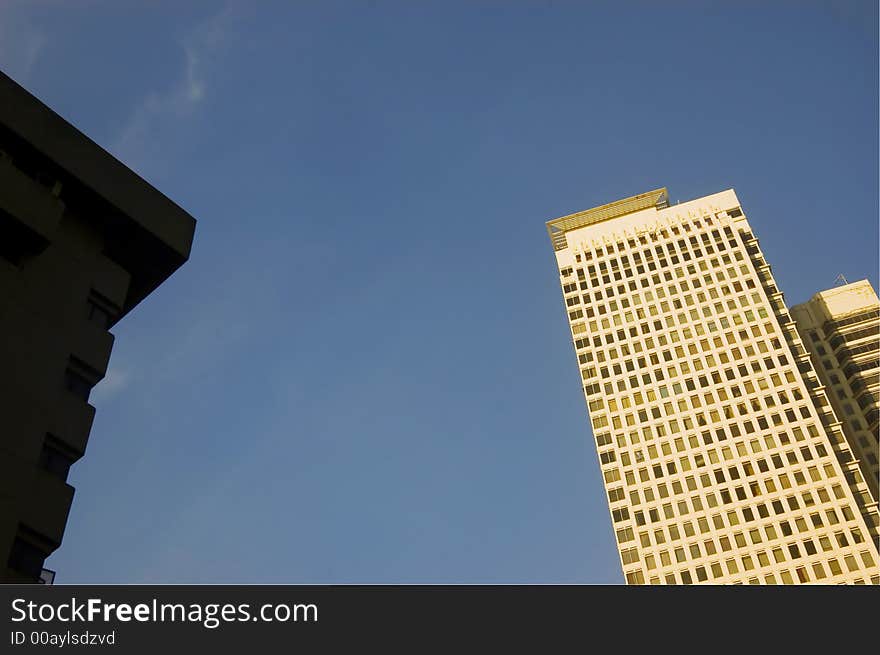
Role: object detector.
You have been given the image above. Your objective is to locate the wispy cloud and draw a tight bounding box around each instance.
[112,4,235,166]
[91,365,131,402]
[0,2,47,83]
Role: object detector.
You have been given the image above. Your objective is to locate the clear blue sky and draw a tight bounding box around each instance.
[2,1,876,583]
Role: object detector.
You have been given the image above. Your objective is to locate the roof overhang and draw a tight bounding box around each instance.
[546,188,668,251]
[0,70,196,322]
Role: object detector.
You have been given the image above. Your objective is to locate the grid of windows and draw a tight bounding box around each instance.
[552,192,880,585]
[793,288,880,506]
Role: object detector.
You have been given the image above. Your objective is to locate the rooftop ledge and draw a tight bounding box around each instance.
[546,187,669,252]
[0,70,196,323]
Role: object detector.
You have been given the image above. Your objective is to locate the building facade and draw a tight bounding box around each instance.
[792,281,880,502]
[547,187,879,584]
[0,72,196,582]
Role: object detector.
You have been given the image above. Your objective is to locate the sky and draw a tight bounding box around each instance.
[1,1,877,584]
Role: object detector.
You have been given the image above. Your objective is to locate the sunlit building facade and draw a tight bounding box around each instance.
[547,187,879,584]
[792,281,880,503]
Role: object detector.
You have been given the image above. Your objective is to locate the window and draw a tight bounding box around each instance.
[625,571,645,584]
[621,547,640,565]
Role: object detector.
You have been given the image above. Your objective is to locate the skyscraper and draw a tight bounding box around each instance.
[0,71,196,582]
[792,280,879,503]
[547,187,879,584]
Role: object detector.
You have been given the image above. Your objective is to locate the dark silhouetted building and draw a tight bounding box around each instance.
[0,71,196,582]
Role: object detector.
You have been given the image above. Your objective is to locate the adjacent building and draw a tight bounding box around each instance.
[547,187,879,584]
[0,71,196,582]
[792,281,880,502]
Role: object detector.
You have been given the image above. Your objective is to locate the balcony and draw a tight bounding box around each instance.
[70,322,115,382]
[48,392,95,456]
[17,468,75,548]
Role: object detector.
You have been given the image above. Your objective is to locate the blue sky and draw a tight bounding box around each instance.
[1,1,876,583]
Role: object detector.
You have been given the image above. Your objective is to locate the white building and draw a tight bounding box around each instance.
[792,280,880,503]
[547,188,879,584]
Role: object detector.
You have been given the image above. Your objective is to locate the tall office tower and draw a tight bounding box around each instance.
[792,281,880,503]
[0,72,196,582]
[546,187,879,584]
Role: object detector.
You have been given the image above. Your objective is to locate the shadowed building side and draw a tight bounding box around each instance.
[0,71,196,583]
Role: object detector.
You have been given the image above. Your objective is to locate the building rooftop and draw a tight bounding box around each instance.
[0,71,196,323]
[545,187,669,251]
[792,279,879,324]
